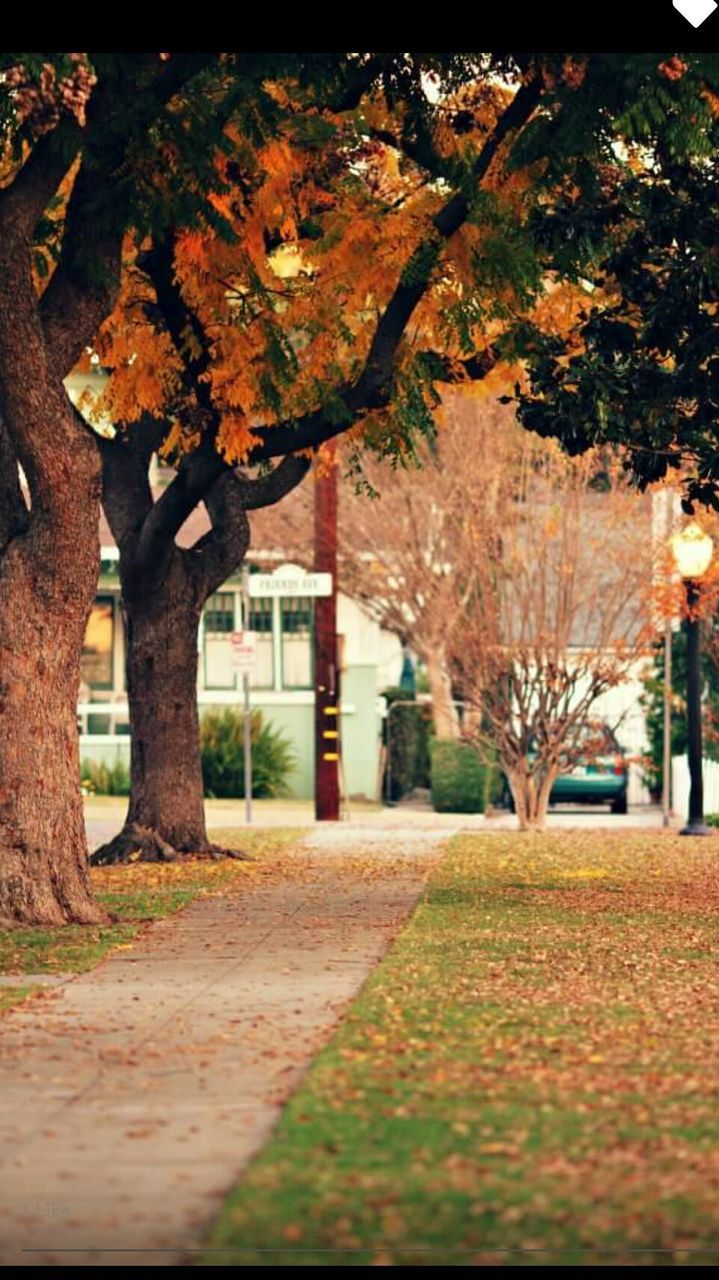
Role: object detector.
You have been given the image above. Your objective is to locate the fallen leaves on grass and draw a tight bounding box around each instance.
[203,829,719,1267]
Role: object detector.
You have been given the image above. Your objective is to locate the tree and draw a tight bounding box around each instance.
[450,444,654,830]
[2,51,715,918]
[93,53,719,851]
[508,58,719,508]
[0,50,395,917]
[0,52,240,923]
[334,388,518,739]
[80,60,547,860]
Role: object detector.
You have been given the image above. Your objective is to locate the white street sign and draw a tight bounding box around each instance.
[231,630,257,673]
[248,570,332,598]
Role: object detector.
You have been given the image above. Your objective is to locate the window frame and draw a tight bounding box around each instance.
[81,594,115,692]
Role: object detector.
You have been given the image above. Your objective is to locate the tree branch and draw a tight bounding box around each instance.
[185,470,251,596]
[41,53,217,378]
[98,418,167,553]
[0,117,81,237]
[233,454,310,510]
[130,77,540,546]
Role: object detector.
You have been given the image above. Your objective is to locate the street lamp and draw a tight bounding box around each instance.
[670,521,714,836]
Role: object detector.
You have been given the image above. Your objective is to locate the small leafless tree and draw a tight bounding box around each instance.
[334,391,520,737]
[450,443,655,830]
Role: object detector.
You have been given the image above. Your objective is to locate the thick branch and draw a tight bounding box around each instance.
[253,77,541,456]
[185,470,251,596]
[352,76,542,406]
[98,418,167,552]
[134,77,540,540]
[233,454,310,510]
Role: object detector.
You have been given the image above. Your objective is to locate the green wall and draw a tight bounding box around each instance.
[80,662,381,801]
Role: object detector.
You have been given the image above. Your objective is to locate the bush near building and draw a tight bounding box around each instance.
[430,739,497,814]
[382,688,433,801]
[200,708,295,799]
[81,758,131,796]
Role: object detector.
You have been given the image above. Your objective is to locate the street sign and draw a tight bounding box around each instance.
[248,568,332,598]
[231,630,257,673]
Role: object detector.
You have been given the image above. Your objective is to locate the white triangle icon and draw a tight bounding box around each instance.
[673,0,717,27]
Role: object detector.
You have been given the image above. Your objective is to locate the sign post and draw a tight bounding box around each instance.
[234,568,256,824]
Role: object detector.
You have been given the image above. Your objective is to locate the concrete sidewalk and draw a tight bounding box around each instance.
[0,827,449,1267]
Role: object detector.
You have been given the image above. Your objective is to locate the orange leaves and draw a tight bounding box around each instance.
[216,415,262,465]
[658,57,689,82]
[176,228,210,271]
[158,420,201,463]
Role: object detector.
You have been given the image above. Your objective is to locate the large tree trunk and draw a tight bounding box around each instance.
[0,225,107,925]
[425,650,460,739]
[93,452,307,866]
[91,553,245,865]
[125,584,207,850]
[0,523,105,924]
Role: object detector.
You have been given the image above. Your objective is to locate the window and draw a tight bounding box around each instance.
[81,597,114,690]
[204,591,236,689]
[248,598,274,689]
[281,597,313,689]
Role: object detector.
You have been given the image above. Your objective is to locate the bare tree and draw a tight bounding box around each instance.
[333,390,520,738]
[450,443,654,830]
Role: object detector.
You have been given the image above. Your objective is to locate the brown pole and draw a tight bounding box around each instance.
[314,439,340,820]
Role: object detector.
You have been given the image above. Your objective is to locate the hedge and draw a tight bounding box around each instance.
[430,739,496,814]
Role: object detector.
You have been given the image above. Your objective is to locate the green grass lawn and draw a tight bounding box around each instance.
[203,830,719,1267]
[0,828,305,980]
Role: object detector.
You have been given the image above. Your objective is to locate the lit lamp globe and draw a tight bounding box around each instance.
[670,522,713,581]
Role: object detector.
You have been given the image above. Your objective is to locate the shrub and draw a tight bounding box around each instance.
[200,708,295,799]
[382,687,421,801]
[414,703,434,789]
[80,757,131,796]
[430,739,496,814]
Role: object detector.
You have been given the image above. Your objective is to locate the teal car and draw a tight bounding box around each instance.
[504,724,629,814]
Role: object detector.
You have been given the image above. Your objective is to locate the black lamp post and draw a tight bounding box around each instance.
[670,522,714,837]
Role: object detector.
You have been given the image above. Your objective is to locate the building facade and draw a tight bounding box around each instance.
[79,550,403,801]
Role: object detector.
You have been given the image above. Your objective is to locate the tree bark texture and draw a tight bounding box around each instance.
[0,216,106,924]
[425,650,460,740]
[508,767,557,832]
[91,549,248,864]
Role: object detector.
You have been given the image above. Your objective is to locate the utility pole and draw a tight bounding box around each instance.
[242,563,252,825]
[662,492,673,828]
[314,439,340,821]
